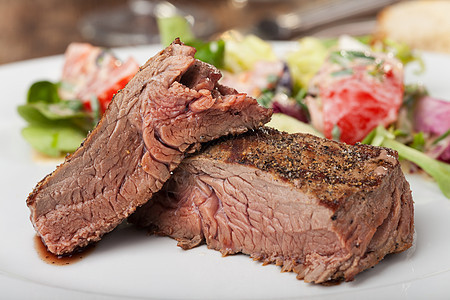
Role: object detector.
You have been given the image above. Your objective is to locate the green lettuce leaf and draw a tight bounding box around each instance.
[362,125,450,198]
[285,37,329,92]
[21,124,86,157]
[222,32,277,73]
[18,80,92,156]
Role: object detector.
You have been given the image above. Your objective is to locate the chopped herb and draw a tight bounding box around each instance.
[433,129,450,145]
[257,90,274,107]
[331,69,354,77]
[294,88,307,102]
[343,50,376,60]
[367,60,385,79]
[266,74,279,84]
[410,132,426,151]
[90,95,100,126]
[330,50,375,65]
[403,83,428,107]
[332,125,341,141]
[293,88,310,121]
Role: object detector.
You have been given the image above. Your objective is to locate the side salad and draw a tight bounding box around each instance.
[18,17,450,198]
[18,43,140,156]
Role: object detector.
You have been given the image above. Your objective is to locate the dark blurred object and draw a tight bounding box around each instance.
[79,1,217,47]
[256,0,400,40]
[0,0,124,65]
[0,0,394,65]
[0,0,292,64]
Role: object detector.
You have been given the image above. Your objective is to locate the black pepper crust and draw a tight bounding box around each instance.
[190,127,400,209]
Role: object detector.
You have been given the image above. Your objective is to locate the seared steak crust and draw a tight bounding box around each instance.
[130,128,414,283]
[26,40,271,255]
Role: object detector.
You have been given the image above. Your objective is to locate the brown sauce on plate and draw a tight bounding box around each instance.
[34,235,95,265]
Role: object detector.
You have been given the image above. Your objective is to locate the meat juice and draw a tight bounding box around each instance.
[34,235,95,265]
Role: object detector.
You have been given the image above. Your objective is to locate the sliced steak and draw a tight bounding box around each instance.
[130,127,414,283]
[26,39,272,255]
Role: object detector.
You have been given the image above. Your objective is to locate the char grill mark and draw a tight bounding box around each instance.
[26,39,272,255]
[130,128,414,283]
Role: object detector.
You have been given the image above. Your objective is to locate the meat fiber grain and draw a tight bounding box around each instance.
[130,128,414,283]
[27,39,271,255]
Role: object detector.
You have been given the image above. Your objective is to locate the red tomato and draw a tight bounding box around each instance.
[60,43,140,114]
[307,52,403,144]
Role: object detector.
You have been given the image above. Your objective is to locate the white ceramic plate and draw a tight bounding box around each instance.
[1,43,450,300]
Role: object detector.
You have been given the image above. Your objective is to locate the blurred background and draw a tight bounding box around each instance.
[0,0,442,64]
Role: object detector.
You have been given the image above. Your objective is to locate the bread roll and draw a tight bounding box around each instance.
[374,0,450,53]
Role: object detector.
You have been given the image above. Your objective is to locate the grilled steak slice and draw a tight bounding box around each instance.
[26,39,272,255]
[130,128,414,283]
